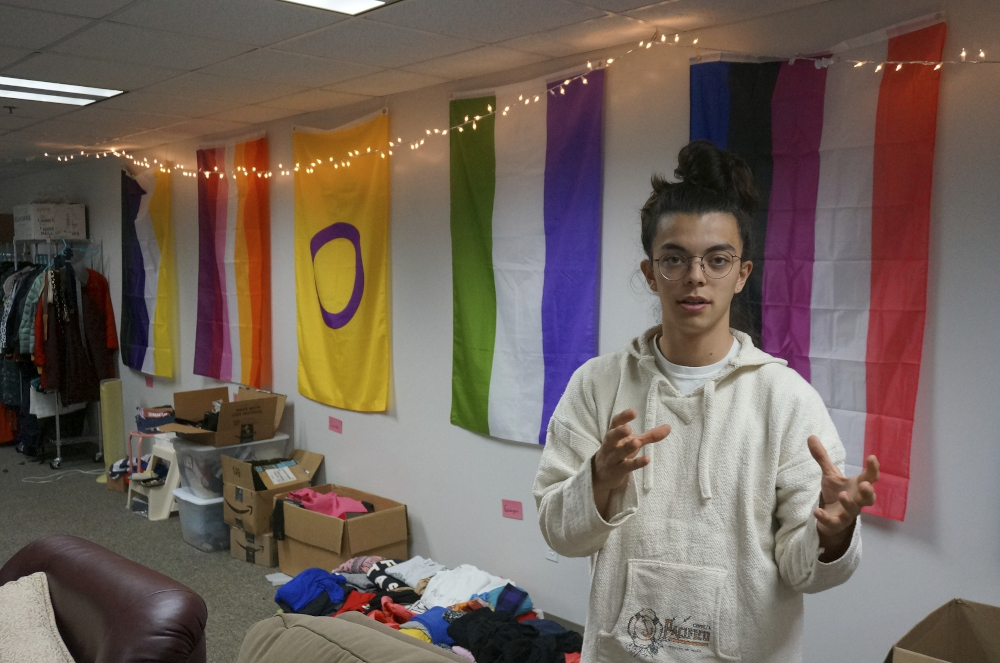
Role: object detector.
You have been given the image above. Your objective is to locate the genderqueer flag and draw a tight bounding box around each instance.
[121,168,176,377]
[450,69,604,445]
[294,112,390,412]
[690,20,946,521]
[194,134,272,389]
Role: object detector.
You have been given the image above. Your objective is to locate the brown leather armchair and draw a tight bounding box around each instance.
[0,534,207,663]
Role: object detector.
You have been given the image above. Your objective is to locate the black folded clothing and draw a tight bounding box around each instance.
[447,609,583,663]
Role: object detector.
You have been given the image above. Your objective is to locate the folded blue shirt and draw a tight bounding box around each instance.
[275,568,347,613]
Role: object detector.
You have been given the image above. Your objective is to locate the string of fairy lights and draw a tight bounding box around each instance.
[17,29,997,179]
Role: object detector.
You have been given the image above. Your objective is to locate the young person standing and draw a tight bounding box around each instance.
[534,141,879,662]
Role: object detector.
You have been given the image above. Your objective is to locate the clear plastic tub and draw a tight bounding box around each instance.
[172,487,228,552]
[173,433,291,499]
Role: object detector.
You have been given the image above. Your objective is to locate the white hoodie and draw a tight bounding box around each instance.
[534,328,861,662]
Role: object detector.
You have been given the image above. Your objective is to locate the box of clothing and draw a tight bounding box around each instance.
[887,598,1000,663]
[13,203,87,239]
[159,386,285,447]
[222,449,324,534]
[273,484,408,577]
[230,528,278,567]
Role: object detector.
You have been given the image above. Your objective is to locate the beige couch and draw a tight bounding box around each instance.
[238,611,469,663]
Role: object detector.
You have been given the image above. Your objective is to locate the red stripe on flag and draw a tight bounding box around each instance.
[865,22,946,521]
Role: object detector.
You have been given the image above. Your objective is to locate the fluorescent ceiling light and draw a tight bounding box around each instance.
[0,90,94,106]
[281,0,385,15]
[0,76,121,98]
[0,75,122,106]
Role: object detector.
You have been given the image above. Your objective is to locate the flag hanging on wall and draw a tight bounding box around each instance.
[450,68,605,445]
[690,20,946,521]
[121,168,176,377]
[194,134,272,389]
[294,112,390,411]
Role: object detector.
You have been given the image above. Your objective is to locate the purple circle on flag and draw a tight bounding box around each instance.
[310,222,364,329]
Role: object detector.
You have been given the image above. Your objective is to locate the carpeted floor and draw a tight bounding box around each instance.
[0,442,278,663]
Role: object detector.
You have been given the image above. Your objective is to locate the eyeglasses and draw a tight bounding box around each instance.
[654,251,742,281]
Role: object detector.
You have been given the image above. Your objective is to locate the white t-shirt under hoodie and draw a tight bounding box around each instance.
[652,334,741,396]
[534,327,861,662]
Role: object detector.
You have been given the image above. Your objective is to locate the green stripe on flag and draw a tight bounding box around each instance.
[450,96,497,435]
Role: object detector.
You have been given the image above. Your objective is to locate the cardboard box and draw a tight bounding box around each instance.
[160,387,280,447]
[106,473,126,493]
[886,599,1000,663]
[230,529,277,567]
[13,204,87,240]
[222,449,323,535]
[275,484,408,577]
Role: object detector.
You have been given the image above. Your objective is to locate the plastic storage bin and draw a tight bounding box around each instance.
[172,487,228,552]
[174,433,291,499]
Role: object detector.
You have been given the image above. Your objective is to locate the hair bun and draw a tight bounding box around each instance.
[673,140,757,215]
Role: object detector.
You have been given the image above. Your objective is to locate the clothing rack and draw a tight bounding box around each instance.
[14,237,105,469]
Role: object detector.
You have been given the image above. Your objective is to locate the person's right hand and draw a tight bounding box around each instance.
[592,408,670,495]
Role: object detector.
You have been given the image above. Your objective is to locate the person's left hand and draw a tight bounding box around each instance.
[807,435,879,539]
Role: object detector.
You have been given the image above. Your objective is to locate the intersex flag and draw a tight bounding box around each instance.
[450,69,604,445]
[121,168,176,377]
[690,20,946,520]
[194,134,272,389]
[294,112,390,411]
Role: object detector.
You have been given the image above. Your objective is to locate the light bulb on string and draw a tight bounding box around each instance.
[980,49,986,59]
[896,63,902,71]
[674,34,680,43]
[935,63,942,70]
[875,63,883,72]
[693,38,699,45]
[854,61,865,67]
[961,48,967,62]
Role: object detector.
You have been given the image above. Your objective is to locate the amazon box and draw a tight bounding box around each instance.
[160,387,282,447]
[275,484,408,577]
[222,449,323,535]
[230,529,277,567]
[885,599,1000,663]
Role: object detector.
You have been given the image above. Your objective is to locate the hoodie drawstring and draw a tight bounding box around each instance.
[697,380,715,502]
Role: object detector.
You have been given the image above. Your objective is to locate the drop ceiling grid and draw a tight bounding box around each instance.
[0,0,825,172]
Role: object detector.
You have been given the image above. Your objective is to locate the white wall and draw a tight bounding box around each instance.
[2,0,999,659]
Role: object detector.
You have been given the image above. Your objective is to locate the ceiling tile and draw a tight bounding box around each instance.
[156,118,252,138]
[277,18,481,68]
[111,0,348,47]
[201,50,382,87]
[0,98,79,121]
[0,5,91,49]
[96,90,242,117]
[64,106,189,134]
[0,0,135,19]
[0,46,31,69]
[2,53,185,91]
[0,115,39,132]
[52,21,253,70]
[626,0,827,31]
[571,0,668,11]
[502,13,654,57]
[15,121,121,145]
[206,105,302,124]
[401,44,548,80]
[327,69,446,96]
[143,73,306,105]
[367,0,606,43]
[260,89,371,112]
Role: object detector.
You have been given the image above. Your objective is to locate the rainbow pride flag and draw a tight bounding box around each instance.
[450,69,604,445]
[690,20,945,520]
[194,134,272,389]
[121,168,175,377]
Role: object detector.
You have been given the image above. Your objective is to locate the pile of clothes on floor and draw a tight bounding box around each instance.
[274,555,582,663]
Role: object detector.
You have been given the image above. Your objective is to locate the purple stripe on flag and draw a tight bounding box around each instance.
[761,62,826,380]
[538,69,605,444]
[120,172,149,371]
[194,148,224,378]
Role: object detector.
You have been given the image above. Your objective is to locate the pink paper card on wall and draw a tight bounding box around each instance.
[329,416,342,434]
[502,499,523,520]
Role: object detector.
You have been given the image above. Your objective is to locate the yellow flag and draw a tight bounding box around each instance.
[294,113,390,411]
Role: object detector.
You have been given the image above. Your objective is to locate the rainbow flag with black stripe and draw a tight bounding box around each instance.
[194,134,272,389]
[690,20,945,520]
[450,69,604,445]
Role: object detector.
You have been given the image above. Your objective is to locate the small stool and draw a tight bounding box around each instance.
[126,430,159,475]
[125,436,182,521]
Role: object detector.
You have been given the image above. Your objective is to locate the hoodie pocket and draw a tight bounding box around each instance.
[597,559,739,661]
